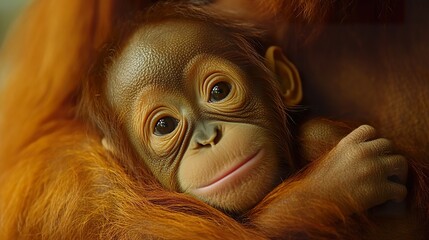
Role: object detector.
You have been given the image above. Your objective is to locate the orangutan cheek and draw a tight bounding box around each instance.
[177,123,282,212]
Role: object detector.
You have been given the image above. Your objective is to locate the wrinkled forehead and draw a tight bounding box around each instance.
[106,19,232,110]
[133,19,228,61]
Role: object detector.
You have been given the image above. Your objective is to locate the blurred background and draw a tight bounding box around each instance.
[0,0,28,44]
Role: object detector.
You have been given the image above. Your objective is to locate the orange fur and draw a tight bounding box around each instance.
[1,0,428,239]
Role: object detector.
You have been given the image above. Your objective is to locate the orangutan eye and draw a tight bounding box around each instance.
[209,82,231,102]
[154,117,179,136]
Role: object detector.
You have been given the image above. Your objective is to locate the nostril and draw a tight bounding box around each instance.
[194,125,221,148]
[212,126,221,145]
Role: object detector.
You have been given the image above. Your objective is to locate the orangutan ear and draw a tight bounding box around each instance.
[265,46,303,106]
[102,138,116,153]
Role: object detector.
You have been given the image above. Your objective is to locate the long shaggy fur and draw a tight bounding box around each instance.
[0,0,428,239]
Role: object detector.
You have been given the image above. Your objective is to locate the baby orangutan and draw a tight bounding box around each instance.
[81,4,407,231]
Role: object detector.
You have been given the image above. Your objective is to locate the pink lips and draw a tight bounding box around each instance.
[195,149,263,193]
